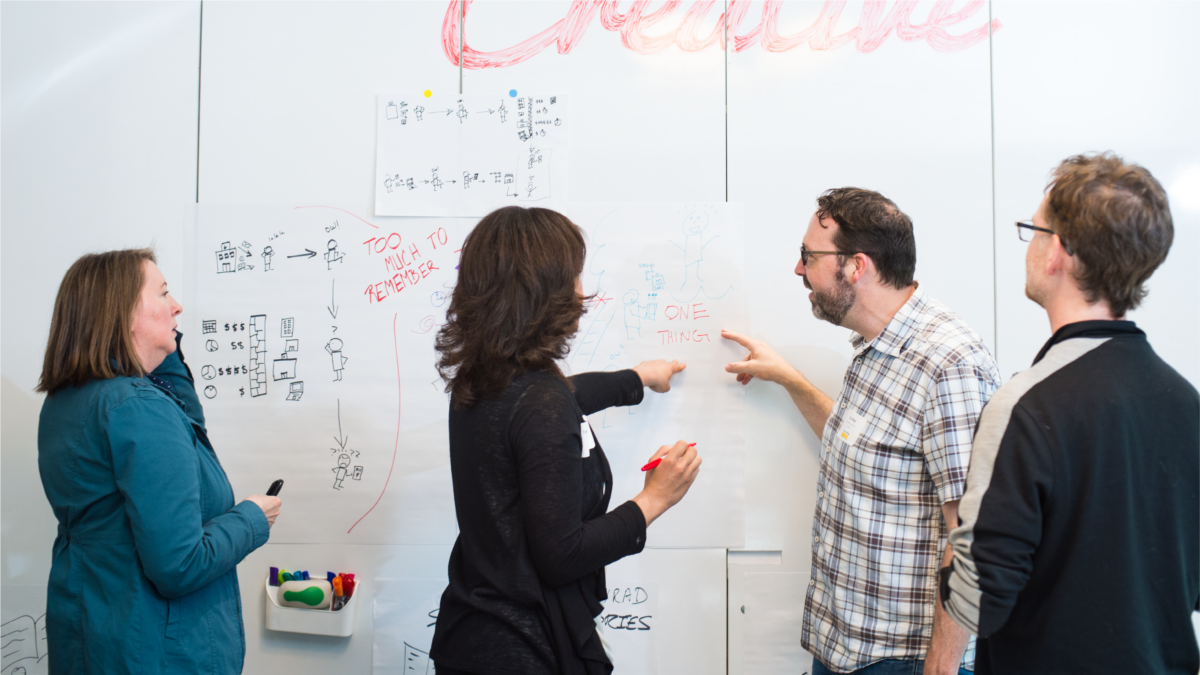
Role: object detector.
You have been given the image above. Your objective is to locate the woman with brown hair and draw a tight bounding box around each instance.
[429,207,702,675]
[36,249,280,674]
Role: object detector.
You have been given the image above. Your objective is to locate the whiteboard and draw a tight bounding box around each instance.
[185,201,746,547]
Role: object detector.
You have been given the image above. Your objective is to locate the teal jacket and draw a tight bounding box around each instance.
[38,334,269,674]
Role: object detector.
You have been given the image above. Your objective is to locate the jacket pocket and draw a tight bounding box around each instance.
[165,596,180,640]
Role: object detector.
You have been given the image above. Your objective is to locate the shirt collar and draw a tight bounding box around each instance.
[1032,319,1144,365]
[848,284,925,358]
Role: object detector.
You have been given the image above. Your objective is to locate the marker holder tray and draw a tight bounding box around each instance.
[264,577,357,637]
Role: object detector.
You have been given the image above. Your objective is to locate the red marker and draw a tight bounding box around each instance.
[641,443,696,471]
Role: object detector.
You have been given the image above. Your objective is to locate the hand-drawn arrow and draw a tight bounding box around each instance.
[328,279,339,319]
[333,399,349,451]
[288,249,317,259]
[474,109,495,114]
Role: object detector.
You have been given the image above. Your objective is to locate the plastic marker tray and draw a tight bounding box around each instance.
[264,577,356,637]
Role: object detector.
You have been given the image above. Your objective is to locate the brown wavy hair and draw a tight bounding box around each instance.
[436,207,588,408]
[1044,152,1173,318]
[37,248,157,395]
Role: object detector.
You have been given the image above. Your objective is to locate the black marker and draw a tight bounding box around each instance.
[267,479,284,497]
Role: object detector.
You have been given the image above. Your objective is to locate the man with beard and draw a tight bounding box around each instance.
[941,153,1199,674]
[722,188,1001,675]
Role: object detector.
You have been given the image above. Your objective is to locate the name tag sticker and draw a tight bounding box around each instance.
[837,410,867,447]
[581,416,596,458]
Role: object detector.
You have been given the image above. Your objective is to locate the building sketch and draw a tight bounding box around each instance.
[272,352,297,381]
[248,314,267,397]
[216,242,238,274]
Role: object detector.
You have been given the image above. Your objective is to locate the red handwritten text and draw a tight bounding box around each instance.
[442,1,1002,68]
[664,302,709,321]
[364,232,442,304]
[657,329,711,344]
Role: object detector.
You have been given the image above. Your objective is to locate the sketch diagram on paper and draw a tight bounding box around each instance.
[402,643,434,674]
[326,338,347,381]
[330,399,362,490]
[376,93,568,216]
[324,240,344,270]
[672,210,716,289]
[248,314,267,397]
[1,614,47,675]
[215,241,255,274]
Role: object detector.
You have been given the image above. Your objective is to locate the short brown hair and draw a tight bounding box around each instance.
[1044,152,1173,317]
[435,207,588,408]
[816,187,916,289]
[37,249,156,395]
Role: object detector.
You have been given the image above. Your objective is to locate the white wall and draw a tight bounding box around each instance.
[1,0,201,587]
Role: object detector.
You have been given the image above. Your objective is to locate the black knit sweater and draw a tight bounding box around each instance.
[430,369,648,675]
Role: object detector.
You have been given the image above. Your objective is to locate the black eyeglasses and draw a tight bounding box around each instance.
[800,245,858,267]
[1016,221,1074,256]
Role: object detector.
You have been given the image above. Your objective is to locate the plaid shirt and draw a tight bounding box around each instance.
[802,286,1001,672]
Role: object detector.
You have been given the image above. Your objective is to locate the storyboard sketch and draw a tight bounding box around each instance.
[1,586,49,675]
[186,202,744,548]
[375,92,569,217]
[372,579,445,675]
[185,204,467,544]
[566,203,747,549]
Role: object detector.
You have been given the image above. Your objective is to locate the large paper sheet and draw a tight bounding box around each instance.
[186,203,744,548]
[566,203,746,549]
[743,573,813,675]
[372,579,445,675]
[186,205,464,544]
[1,586,48,675]
[375,92,569,216]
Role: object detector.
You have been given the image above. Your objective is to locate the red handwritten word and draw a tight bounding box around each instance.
[658,329,711,344]
[426,227,449,250]
[664,302,709,320]
[365,261,439,303]
[363,231,447,303]
[442,1,1001,68]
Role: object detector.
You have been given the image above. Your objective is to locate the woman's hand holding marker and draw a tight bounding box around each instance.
[632,440,702,527]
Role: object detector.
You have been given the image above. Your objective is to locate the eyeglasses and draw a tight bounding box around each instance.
[800,245,857,267]
[1016,221,1074,256]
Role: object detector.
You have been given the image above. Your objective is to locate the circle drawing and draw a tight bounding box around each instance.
[203,385,217,399]
[205,340,219,352]
[201,365,217,380]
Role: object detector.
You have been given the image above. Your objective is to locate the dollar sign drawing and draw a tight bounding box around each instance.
[239,387,245,397]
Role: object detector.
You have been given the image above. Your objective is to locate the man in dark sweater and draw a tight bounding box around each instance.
[941,152,1200,673]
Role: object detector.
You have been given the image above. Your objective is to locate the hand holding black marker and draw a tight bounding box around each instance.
[246,483,283,528]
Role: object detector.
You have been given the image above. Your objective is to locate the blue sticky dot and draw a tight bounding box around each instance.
[509,89,517,98]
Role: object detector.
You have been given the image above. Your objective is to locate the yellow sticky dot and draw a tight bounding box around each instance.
[424,90,432,98]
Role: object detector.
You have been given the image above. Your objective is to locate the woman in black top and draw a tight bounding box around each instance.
[429,207,702,675]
